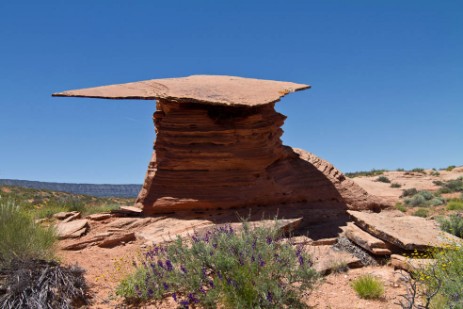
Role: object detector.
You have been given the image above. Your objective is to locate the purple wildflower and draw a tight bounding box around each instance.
[217,271,223,279]
[259,259,266,267]
[201,267,207,278]
[165,260,173,271]
[147,288,154,297]
[180,300,189,308]
[266,237,273,244]
[172,292,177,302]
[180,265,188,274]
[163,282,169,290]
[267,291,273,302]
[298,255,304,265]
[157,260,164,269]
[209,280,214,288]
[188,293,199,303]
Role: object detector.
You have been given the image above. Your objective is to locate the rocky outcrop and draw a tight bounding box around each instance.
[53,75,387,215]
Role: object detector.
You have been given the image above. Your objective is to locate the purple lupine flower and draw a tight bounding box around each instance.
[163,282,169,290]
[209,280,214,288]
[188,293,199,303]
[180,265,188,274]
[199,287,206,294]
[212,243,218,249]
[298,255,304,265]
[252,239,257,250]
[165,260,173,271]
[259,259,266,267]
[172,292,177,302]
[251,255,255,262]
[217,271,223,279]
[180,300,189,308]
[266,291,273,302]
[266,237,273,244]
[157,260,164,269]
[201,267,207,278]
[147,288,154,297]
[296,245,303,257]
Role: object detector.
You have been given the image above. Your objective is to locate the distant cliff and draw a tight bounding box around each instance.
[0,179,141,198]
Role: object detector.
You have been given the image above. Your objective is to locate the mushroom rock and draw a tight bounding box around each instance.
[53,75,386,215]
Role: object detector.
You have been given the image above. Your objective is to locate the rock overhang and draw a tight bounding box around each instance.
[52,75,310,106]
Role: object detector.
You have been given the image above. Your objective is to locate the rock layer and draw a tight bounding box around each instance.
[53,75,387,215]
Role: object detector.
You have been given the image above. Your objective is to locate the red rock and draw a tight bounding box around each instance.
[53,75,387,215]
[55,219,89,239]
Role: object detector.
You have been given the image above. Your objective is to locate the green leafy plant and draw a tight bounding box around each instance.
[438,215,463,238]
[117,221,318,308]
[395,203,407,213]
[402,188,418,197]
[413,208,429,218]
[391,182,402,188]
[447,199,463,211]
[0,197,56,267]
[351,274,384,299]
[376,176,391,183]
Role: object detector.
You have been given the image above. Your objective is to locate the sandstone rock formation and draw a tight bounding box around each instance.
[53,75,387,215]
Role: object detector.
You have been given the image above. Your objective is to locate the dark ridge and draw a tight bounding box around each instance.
[0,179,141,198]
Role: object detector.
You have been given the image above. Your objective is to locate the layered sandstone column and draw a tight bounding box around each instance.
[53,75,386,215]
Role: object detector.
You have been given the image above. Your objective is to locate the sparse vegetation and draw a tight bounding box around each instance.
[403,190,445,208]
[395,203,407,212]
[376,176,391,183]
[0,186,132,218]
[345,169,386,178]
[117,221,318,308]
[436,177,463,194]
[410,168,426,174]
[351,274,384,299]
[430,170,440,177]
[447,199,463,211]
[413,208,429,218]
[438,215,463,238]
[402,188,418,197]
[391,182,402,188]
[445,165,456,171]
[0,197,56,267]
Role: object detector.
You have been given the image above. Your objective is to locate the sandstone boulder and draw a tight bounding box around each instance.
[305,245,362,274]
[342,222,391,255]
[348,210,462,250]
[56,219,89,239]
[390,254,435,272]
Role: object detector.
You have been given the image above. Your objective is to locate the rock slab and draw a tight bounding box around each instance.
[56,219,89,239]
[342,222,391,255]
[348,210,462,250]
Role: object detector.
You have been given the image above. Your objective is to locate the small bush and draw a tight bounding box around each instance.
[0,197,56,267]
[437,178,463,194]
[410,242,463,308]
[345,169,386,178]
[117,221,318,308]
[438,215,463,238]
[430,171,440,177]
[447,199,463,211]
[396,168,405,171]
[351,275,384,299]
[395,203,407,212]
[430,197,445,206]
[413,208,429,218]
[404,191,439,208]
[445,165,456,171]
[402,188,418,197]
[376,176,391,183]
[411,168,426,174]
[405,195,427,207]
[390,182,401,188]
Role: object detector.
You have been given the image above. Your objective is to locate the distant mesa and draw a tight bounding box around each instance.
[53,75,388,215]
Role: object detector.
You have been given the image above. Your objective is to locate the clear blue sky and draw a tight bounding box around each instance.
[1,1,462,184]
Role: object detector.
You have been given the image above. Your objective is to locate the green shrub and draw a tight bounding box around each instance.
[405,194,427,207]
[437,178,463,194]
[438,215,463,238]
[404,191,440,208]
[445,165,456,171]
[376,176,391,183]
[117,221,318,308]
[396,168,405,171]
[390,182,401,188]
[402,188,418,197]
[412,242,463,308]
[351,274,384,299]
[395,203,407,212]
[430,171,440,177]
[0,197,56,267]
[413,208,429,218]
[447,199,463,211]
[411,168,426,174]
[345,169,386,178]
